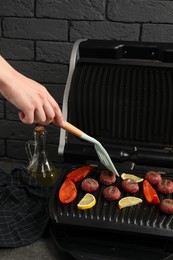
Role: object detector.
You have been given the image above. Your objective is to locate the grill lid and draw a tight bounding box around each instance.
[69,61,173,148]
[59,40,173,167]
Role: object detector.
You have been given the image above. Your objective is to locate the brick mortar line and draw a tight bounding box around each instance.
[105,0,109,21]
[139,23,143,41]
[0,37,68,43]
[67,20,70,42]
[2,17,173,25]
[34,0,36,17]
[1,18,4,37]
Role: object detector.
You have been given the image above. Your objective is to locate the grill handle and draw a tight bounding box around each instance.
[128,150,173,167]
[63,144,173,168]
[107,149,173,167]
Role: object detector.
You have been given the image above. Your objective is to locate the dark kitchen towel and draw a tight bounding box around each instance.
[0,167,50,248]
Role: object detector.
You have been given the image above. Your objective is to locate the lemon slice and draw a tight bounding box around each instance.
[118,196,143,209]
[77,193,96,210]
[121,173,144,183]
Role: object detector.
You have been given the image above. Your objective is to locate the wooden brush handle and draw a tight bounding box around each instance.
[52,119,83,137]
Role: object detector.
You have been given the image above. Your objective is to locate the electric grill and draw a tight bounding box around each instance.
[49,39,173,260]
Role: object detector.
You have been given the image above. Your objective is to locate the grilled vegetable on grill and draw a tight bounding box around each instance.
[145,171,162,185]
[66,165,94,182]
[143,180,160,204]
[157,179,173,194]
[99,170,116,185]
[59,178,77,204]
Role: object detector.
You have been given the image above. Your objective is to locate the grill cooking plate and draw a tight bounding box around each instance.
[49,164,173,260]
[50,165,173,238]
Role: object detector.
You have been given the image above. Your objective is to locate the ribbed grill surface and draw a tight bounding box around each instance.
[52,167,173,238]
[69,61,173,146]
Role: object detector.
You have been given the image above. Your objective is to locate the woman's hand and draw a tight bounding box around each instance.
[0,56,64,126]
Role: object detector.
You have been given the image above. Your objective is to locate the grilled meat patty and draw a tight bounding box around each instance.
[99,170,116,185]
[157,179,173,194]
[122,178,139,193]
[145,171,162,185]
[102,186,121,201]
[160,199,173,214]
[81,178,99,192]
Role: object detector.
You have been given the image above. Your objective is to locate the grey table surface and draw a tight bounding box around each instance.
[0,159,63,260]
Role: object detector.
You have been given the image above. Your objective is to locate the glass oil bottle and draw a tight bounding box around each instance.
[25,125,58,187]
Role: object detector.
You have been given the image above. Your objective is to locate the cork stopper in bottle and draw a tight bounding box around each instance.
[34,125,45,134]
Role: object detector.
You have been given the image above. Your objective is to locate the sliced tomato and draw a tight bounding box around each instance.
[59,178,77,204]
[66,166,94,182]
[143,179,160,204]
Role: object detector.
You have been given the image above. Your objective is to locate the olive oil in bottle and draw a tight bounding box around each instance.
[25,125,58,187]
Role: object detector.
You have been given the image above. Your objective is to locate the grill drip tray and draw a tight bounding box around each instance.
[49,164,173,260]
[50,225,172,260]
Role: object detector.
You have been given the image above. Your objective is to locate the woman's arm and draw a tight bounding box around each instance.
[0,55,64,126]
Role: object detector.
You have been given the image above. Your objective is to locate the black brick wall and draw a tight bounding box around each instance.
[0,0,172,163]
